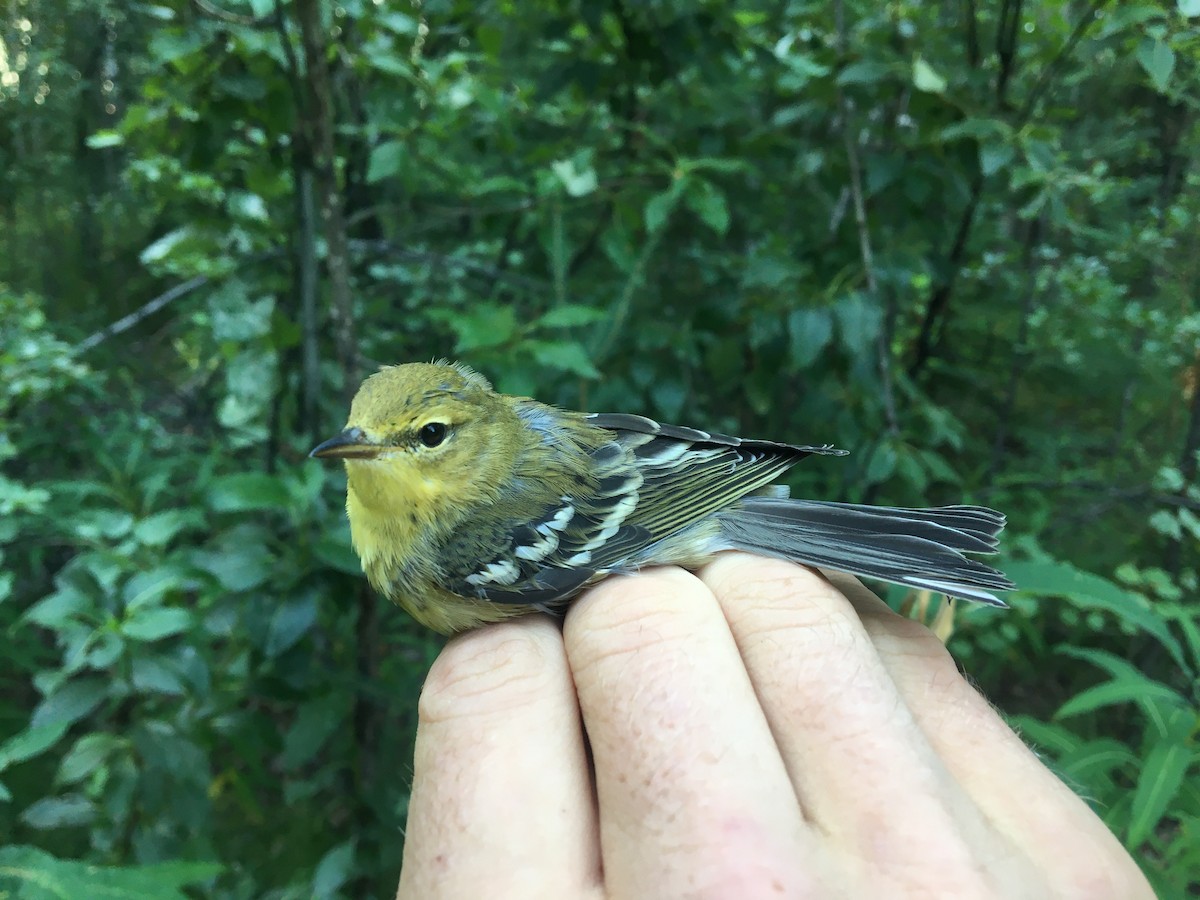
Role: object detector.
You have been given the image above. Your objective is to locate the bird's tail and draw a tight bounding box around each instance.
[715,498,1014,606]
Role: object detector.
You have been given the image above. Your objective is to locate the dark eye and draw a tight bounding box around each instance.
[419,422,448,447]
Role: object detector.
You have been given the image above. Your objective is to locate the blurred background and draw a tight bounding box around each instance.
[2,0,1198,895]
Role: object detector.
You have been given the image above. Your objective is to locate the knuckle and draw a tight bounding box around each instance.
[876,615,960,672]
[705,553,832,615]
[565,567,706,674]
[1044,836,1156,900]
[418,623,563,725]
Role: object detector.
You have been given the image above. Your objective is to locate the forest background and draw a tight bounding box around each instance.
[2,0,1199,896]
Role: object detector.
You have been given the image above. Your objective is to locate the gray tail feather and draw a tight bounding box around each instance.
[715,498,1015,607]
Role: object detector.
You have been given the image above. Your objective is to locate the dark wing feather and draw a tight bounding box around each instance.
[585,413,845,539]
[440,410,843,606]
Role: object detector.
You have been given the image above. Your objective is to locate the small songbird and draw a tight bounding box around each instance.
[310,361,1014,634]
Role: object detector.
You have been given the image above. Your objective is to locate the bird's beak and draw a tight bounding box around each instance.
[309,427,382,460]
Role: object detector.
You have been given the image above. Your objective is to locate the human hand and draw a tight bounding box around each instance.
[396,554,1152,898]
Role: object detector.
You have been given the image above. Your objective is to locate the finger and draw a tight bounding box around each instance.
[702,554,1026,895]
[564,567,824,898]
[827,573,1155,899]
[397,618,601,900]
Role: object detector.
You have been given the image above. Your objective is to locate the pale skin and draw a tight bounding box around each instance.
[396,554,1153,899]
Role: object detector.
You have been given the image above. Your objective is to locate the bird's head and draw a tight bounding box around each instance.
[310,361,520,516]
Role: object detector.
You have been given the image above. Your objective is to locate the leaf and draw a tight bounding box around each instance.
[1137,38,1175,93]
[1156,465,1185,492]
[0,845,221,898]
[940,117,1009,143]
[537,305,607,328]
[372,12,417,36]
[864,443,897,486]
[550,158,598,197]
[85,130,124,149]
[430,302,517,352]
[71,509,133,541]
[207,473,291,513]
[1054,646,1188,719]
[528,340,601,379]
[30,679,107,730]
[980,142,1014,176]
[192,529,274,591]
[644,187,680,235]
[131,656,186,694]
[367,140,406,184]
[679,156,749,175]
[266,594,319,658]
[837,60,892,85]
[313,840,357,899]
[88,633,124,670]
[1128,718,1194,846]
[1096,3,1166,37]
[1059,738,1137,782]
[0,723,70,772]
[139,227,191,265]
[57,733,122,786]
[1004,560,1188,672]
[148,29,205,64]
[121,607,193,642]
[363,45,412,77]
[1054,677,1186,719]
[134,509,202,547]
[683,179,730,235]
[209,291,274,341]
[123,568,185,611]
[283,697,348,769]
[21,795,95,830]
[313,531,362,575]
[1180,507,1200,541]
[833,292,882,346]
[23,587,90,629]
[1149,509,1182,539]
[650,379,687,420]
[786,308,833,368]
[229,191,268,222]
[1008,715,1081,756]
[776,51,829,89]
[912,57,947,93]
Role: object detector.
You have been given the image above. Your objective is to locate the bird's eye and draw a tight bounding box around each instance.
[419,422,448,447]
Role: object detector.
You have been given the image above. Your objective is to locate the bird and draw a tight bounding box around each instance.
[310,361,1014,634]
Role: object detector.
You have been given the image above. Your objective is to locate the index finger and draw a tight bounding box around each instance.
[397,618,600,899]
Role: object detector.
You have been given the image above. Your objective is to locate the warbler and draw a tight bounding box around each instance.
[311,361,1014,634]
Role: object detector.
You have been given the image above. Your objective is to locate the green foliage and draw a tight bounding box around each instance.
[0,845,221,899]
[2,0,1200,894]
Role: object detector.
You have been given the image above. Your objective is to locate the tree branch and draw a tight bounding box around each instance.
[76,275,208,353]
[1017,0,1109,126]
[295,0,359,397]
[834,0,896,434]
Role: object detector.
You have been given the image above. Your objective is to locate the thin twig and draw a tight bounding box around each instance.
[76,276,208,353]
[1017,0,1109,125]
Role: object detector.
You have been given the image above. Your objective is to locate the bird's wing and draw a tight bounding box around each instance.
[585,413,845,540]
[440,411,845,607]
